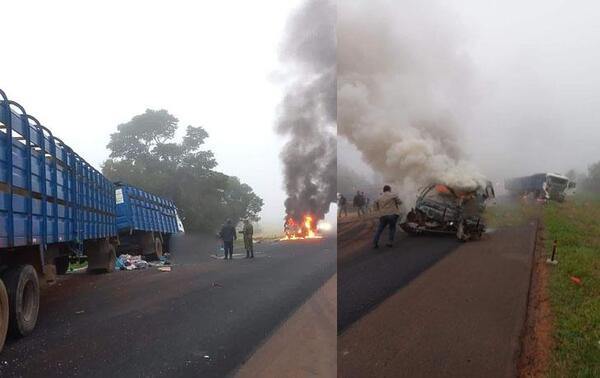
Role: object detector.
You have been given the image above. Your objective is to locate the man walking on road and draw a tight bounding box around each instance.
[219,219,237,260]
[373,185,402,249]
[240,219,254,258]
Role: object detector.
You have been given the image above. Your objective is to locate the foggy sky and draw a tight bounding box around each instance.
[339,0,600,194]
[0,0,338,233]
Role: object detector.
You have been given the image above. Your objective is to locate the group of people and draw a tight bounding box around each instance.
[337,190,370,218]
[339,185,403,249]
[353,191,370,217]
[218,219,254,260]
[220,185,401,258]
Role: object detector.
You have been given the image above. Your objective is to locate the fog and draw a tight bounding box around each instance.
[338,0,600,198]
[0,0,310,234]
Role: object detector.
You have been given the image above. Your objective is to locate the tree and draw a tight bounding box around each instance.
[582,161,600,193]
[102,109,263,232]
[565,169,577,181]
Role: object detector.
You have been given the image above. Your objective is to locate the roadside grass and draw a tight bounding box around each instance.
[68,259,88,271]
[483,199,540,229]
[544,196,600,377]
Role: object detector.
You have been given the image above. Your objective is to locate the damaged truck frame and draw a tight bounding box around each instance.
[505,173,575,202]
[400,182,495,241]
[0,89,182,352]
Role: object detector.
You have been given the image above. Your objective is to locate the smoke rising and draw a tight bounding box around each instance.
[276,0,337,222]
[338,0,486,194]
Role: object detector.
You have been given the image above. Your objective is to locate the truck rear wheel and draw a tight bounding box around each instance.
[153,237,163,259]
[87,240,116,273]
[2,265,40,337]
[141,234,163,260]
[0,279,9,352]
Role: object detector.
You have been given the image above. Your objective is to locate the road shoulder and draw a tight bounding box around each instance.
[235,274,337,378]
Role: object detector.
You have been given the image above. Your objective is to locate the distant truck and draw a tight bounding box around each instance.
[0,88,184,352]
[115,182,184,259]
[504,173,575,202]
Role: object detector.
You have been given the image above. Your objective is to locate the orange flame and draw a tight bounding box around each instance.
[281,214,323,240]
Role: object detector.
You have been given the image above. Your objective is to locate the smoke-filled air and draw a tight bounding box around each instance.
[338,0,600,197]
[338,0,486,193]
[277,0,337,223]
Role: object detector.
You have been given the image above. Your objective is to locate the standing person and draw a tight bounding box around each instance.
[364,195,371,214]
[338,194,348,218]
[353,190,364,217]
[360,191,368,215]
[240,219,254,258]
[219,219,237,260]
[373,185,402,249]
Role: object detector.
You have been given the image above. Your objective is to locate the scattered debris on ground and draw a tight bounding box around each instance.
[116,253,171,271]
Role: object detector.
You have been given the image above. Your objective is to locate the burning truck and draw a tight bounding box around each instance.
[400,181,495,241]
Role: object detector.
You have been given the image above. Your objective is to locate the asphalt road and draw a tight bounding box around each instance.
[338,216,537,377]
[0,233,335,378]
[338,217,461,332]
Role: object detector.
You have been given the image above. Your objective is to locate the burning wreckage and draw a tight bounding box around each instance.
[400,181,495,241]
[282,215,323,240]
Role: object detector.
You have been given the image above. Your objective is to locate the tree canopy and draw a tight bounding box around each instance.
[102,109,263,231]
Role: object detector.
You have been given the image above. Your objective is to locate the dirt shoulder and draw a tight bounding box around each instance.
[518,221,553,377]
[235,274,337,378]
[339,222,537,378]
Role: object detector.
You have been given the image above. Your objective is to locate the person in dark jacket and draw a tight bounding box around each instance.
[219,219,237,260]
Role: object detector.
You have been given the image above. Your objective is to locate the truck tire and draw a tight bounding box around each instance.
[55,255,69,275]
[0,279,9,352]
[142,234,163,261]
[153,237,163,260]
[2,265,40,337]
[87,241,116,274]
[103,244,116,274]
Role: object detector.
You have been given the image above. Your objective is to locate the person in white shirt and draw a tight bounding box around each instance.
[373,185,402,248]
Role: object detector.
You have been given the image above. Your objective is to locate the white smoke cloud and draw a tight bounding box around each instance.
[338,0,487,195]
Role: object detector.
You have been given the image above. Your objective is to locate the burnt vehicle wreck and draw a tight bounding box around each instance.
[400,182,495,241]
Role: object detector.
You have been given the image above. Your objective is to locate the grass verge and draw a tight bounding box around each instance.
[483,199,541,229]
[68,259,88,271]
[543,196,600,377]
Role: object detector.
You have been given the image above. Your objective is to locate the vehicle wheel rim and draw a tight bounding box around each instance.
[22,281,35,323]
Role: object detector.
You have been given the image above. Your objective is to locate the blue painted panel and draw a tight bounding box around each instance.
[114,183,180,235]
[0,90,117,248]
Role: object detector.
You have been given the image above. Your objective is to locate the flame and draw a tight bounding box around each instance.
[281,214,323,240]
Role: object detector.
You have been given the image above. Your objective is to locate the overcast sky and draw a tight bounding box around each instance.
[0,0,330,232]
[339,0,600,191]
[452,0,600,180]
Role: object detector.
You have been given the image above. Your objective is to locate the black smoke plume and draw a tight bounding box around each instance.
[277,0,336,223]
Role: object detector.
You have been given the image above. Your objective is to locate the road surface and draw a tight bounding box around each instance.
[338,216,537,377]
[0,234,335,378]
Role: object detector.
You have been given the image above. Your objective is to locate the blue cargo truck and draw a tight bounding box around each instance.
[115,182,183,259]
[505,173,575,202]
[0,89,182,351]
